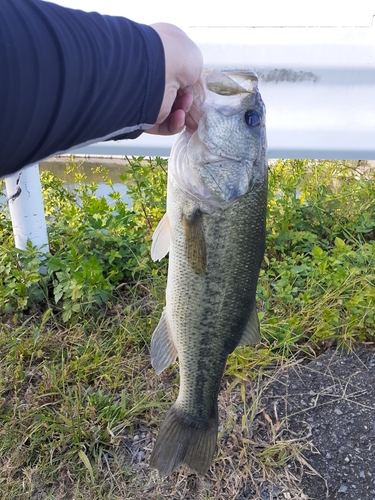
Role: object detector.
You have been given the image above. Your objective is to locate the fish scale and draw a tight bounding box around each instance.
[149,69,267,477]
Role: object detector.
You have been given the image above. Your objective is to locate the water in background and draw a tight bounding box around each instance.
[39,156,132,206]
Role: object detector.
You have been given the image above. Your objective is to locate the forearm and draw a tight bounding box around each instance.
[0,0,165,177]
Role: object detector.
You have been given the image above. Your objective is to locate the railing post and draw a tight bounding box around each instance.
[4,164,49,254]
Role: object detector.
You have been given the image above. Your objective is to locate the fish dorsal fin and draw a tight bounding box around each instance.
[151,308,178,375]
[238,305,261,346]
[151,213,170,261]
[183,210,206,276]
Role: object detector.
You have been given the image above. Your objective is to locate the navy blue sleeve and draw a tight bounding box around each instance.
[0,0,165,177]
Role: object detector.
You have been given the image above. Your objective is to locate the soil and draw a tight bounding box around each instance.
[122,344,375,499]
[255,345,375,500]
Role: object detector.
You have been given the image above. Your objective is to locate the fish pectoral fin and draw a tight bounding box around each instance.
[183,210,207,276]
[151,213,170,261]
[238,305,262,346]
[151,308,177,375]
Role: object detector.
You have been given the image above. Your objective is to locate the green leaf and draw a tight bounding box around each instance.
[78,450,95,482]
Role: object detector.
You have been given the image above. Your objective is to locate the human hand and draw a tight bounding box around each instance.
[146,23,203,135]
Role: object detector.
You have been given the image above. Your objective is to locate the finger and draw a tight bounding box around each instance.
[146,109,185,135]
[162,109,186,135]
[172,92,193,113]
[185,113,199,132]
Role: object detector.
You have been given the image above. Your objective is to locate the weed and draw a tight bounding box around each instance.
[0,156,167,320]
[0,158,374,498]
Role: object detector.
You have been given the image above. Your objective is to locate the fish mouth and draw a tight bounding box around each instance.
[205,70,259,95]
[187,70,260,125]
[170,69,265,212]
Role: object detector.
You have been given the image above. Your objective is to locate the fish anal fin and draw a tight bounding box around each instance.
[151,213,170,261]
[150,404,218,477]
[238,305,261,346]
[150,309,177,375]
[183,210,206,276]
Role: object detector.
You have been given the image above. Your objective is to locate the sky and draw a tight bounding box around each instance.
[49,0,374,28]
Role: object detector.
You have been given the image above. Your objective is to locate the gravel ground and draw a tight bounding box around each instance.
[117,344,375,499]
[256,345,375,499]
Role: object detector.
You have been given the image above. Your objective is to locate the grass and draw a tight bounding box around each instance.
[0,288,168,499]
[0,157,374,498]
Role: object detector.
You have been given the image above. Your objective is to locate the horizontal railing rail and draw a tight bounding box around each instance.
[4,25,375,251]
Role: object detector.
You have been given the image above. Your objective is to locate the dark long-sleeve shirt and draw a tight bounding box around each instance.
[0,0,165,177]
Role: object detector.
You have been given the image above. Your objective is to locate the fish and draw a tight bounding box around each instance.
[149,69,268,477]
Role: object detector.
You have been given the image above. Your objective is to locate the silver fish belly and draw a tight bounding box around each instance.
[149,70,268,477]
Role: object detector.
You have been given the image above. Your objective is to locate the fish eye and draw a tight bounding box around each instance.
[244,110,261,127]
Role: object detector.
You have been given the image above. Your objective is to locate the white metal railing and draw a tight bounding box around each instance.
[4,25,375,252]
[4,165,49,252]
[70,26,375,160]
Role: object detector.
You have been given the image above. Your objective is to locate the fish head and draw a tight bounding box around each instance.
[169,69,267,212]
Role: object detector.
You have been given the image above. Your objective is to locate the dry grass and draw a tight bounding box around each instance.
[85,352,319,500]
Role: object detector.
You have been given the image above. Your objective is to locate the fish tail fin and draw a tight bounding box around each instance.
[150,404,218,477]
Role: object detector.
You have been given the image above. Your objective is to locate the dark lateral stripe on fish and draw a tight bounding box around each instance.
[150,404,218,477]
[183,210,207,276]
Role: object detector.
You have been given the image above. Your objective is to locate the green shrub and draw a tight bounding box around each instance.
[0,157,374,346]
[0,156,167,320]
[262,159,375,348]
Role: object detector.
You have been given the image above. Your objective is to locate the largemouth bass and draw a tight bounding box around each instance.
[149,69,267,477]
